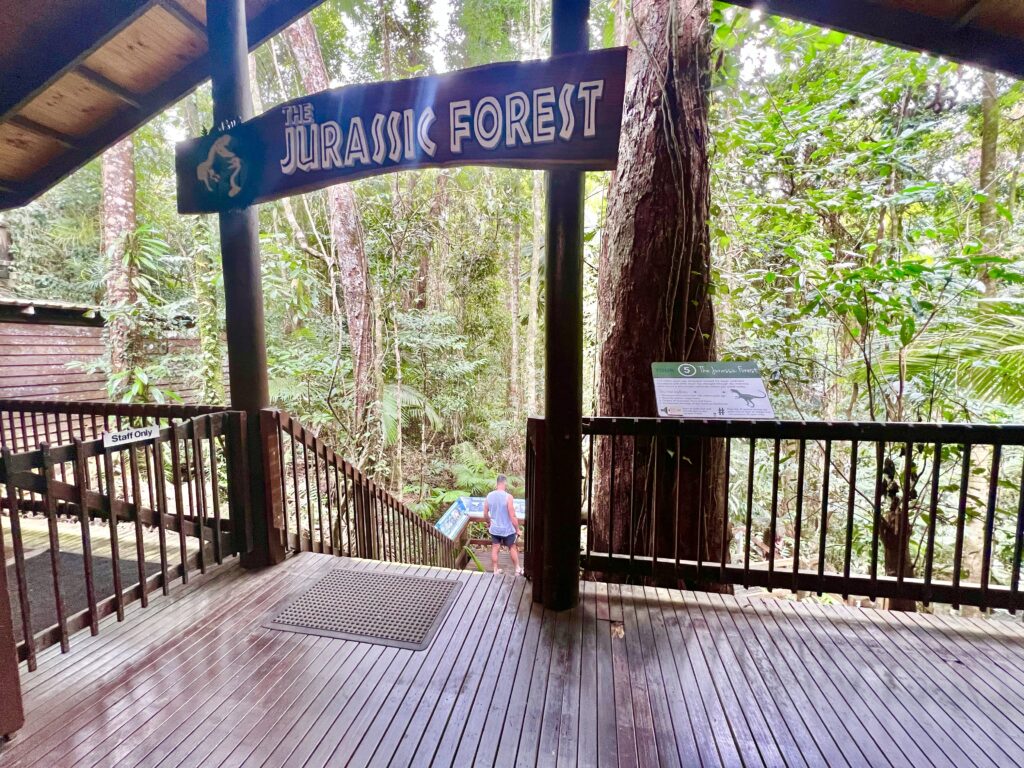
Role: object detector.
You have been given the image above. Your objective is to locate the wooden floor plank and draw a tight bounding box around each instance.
[341,568,493,768]
[571,581,599,768]
[554,583,583,768]
[704,593,830,768]
[386,573,518,767]
[776,598,941,767]
[895,609,1024,712]
[901,610,1024,696]
[593,583,620,768]
[6,560,313,768]
[640,586,702,767]
[536,599,575,768]
[474,595,544,767]
[753,599,897,767]
[684,593,786,768]
[691,591,807,768]
[729,598,863,768]
[428,576,528,767]
[453,580,537,767]
[506,601,555,768]
[810,600,1022,767]
[9,553,1024,768]
[623,584,681,768]
[666,587,763,767]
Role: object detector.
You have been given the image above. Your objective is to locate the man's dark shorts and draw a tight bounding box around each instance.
[491,532,517,548]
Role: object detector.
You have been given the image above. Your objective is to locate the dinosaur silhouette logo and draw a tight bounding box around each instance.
[196,135,243,199]
[731,388,767,408]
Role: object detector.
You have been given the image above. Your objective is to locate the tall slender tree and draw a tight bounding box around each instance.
[101,136,138,381]
[284,15,377,427]
[596,0,724,574]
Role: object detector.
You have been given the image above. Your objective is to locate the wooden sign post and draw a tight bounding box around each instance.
[207,0,279,568]
[185,11,626,597]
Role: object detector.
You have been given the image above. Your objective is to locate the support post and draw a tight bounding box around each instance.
[208,0,281,568]
[541,0,589,610]
[0,492,24,742]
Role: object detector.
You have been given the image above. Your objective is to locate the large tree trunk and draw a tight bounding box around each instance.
[284,16,377,426]
[101,136,138,382]
[979,71,1000,241]
[595,0,724,580]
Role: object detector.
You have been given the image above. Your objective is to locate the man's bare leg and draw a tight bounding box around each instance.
[509,544,521,575]
[491,543,500,574]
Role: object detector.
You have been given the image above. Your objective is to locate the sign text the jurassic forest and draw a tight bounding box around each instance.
[175,48,627,214]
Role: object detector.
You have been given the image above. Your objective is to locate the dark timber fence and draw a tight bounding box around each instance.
[0,404,248,671]
[261,409,459,569]
[527,416,1024,613]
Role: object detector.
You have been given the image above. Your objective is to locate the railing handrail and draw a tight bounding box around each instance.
[1,410,248,670]
[534,415,1024,613]
[0,399,229,419]
[263,408,457,566]
[583,415,1024,445]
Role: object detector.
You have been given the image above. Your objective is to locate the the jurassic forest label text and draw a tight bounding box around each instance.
[176,48,627,214]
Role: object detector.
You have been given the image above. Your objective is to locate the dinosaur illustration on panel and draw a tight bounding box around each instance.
[731,388,768,408]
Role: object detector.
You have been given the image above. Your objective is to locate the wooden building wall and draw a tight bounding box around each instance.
[0,318,217,404]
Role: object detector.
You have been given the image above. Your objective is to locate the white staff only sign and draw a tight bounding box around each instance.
[102,424,161,449]
[175,48,627,213]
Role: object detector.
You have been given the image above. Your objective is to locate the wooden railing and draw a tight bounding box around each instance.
[0,399,229,453]
[261,409,459,569]
[527,416,1024,612]
[0,406,247,670]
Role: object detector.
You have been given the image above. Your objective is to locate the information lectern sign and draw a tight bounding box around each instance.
[652,361,775,420]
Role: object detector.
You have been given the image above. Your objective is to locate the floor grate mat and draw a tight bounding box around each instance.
[264,568,462,650]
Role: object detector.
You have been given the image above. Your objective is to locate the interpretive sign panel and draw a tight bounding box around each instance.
[435,495,527,540]
[103,424,160,448]
[652,362,776,420]
[176,48,627,213]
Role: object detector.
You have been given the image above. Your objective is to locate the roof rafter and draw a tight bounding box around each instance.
[724,0,1024,79]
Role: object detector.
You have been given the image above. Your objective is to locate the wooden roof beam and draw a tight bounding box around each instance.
[155,0,208,39]
[0,0,157,121]
[0,0,329,211]
[6,116,81,151]
[76,66,144,110]
[724,0,1024,79]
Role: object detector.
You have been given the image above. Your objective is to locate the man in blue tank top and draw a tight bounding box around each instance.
[483,474,521,575]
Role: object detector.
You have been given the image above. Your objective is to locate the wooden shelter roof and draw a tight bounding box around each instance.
[0,0,1021,212]
[726,0,1024,79]
[0,0,325,211]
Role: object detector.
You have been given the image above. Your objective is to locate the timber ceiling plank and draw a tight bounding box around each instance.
[0,0,157,120]
[82,7,209,95]
[0,0,328,211]
[17,72,126,139]
[0,125,65,182]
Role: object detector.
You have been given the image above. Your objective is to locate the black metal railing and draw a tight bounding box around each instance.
[527,416,1024,612]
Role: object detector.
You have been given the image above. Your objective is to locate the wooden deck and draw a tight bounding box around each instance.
[6,553,1024,767]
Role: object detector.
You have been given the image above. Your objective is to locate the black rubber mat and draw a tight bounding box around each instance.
[264,567,462,650]
[6,550,162,641]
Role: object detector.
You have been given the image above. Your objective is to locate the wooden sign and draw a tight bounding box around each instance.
[102,424,161,449]
[176,48,627,213]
